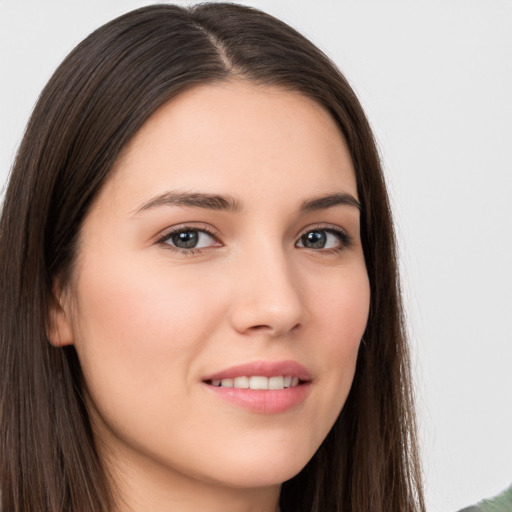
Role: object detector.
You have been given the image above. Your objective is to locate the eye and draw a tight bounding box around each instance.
[158,227,220,252]
[296,227,350,251]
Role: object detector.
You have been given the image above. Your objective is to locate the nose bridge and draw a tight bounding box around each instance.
[230,237,307,336]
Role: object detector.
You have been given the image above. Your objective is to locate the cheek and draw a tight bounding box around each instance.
[307,265,370,417]
[313,265,370,351]
[76,252,218,337]
[69,254,224,403]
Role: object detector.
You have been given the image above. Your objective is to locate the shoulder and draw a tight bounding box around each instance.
[457,485,512,512]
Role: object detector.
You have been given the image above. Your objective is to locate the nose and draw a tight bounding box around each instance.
[229,245,308,338]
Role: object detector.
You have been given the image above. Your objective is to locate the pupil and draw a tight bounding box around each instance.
[172,231,198,249]
[304,231,326,249]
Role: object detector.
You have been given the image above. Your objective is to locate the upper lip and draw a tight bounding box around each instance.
[202,360,312,382]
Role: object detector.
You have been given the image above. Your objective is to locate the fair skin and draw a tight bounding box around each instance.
[50,81,370,512]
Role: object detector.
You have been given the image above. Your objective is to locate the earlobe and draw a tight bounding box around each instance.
[47,283,74,347]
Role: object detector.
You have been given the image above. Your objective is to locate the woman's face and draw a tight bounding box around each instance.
[53,81,370,498]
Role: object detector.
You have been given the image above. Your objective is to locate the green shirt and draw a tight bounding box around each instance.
[458,485,512,512]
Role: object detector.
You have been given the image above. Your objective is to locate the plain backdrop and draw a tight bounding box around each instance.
[1,1,511,511]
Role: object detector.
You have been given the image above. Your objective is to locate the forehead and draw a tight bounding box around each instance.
[104,80,357,209]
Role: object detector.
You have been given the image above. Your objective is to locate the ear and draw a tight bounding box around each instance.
[47,281,75,347]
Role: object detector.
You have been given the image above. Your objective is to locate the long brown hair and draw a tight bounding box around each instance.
[0,4,424,512]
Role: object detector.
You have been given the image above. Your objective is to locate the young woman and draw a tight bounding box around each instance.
[0,4,424,512]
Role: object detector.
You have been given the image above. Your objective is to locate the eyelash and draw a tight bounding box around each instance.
[155,224,352,255]
[297,224,352,254]
[155,224,220,255]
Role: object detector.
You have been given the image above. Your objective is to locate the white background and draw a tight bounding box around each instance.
[1,1,511,511]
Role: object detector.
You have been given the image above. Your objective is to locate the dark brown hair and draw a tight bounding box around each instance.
[0,3,424,512]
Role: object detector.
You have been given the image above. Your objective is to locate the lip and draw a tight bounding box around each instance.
[202,360,312,414]
[202,360,312,382]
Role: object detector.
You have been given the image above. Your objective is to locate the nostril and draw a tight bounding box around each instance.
[248,322,301,336]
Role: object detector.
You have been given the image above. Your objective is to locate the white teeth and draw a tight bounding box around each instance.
[249,376,268,389]
[211,375,300,389]
[268,376,285,390]
[233,376,249,388]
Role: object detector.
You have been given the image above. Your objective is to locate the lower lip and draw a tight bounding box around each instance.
[203,383,311,414]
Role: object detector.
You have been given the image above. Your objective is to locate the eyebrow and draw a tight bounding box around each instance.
[133,190,361,215]
[300,193,361,212]
[134,191,243,215]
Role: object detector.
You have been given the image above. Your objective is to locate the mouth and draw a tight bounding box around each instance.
[205,375,303,390]
[201,360,312,414]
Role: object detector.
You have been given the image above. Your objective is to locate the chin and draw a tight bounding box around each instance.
[196,436,318,489]
[209,461,307,489]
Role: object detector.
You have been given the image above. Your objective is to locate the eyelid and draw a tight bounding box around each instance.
[295,223,352,250]
[297,223,350,237]
[154,223,222,248]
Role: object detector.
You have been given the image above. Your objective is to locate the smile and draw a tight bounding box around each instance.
[207,375,301,389]
[202,360,312,413]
